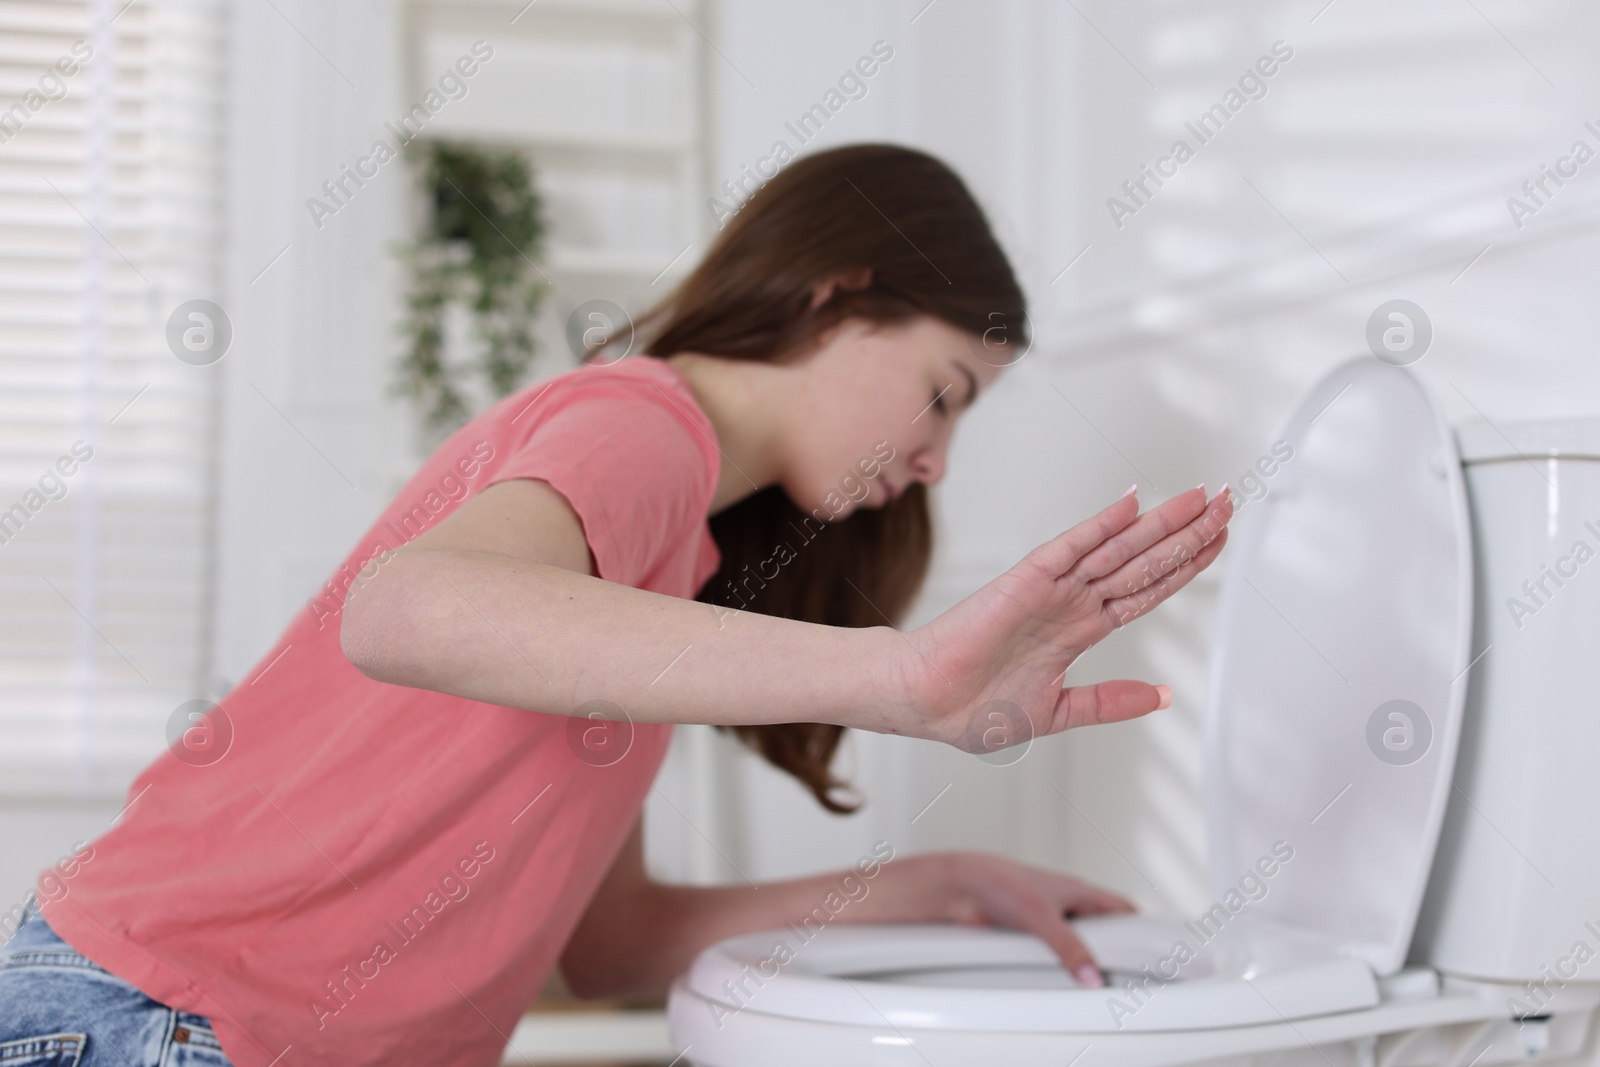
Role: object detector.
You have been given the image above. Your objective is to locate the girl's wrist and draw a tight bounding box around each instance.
[926,852,981,923]
[844,624,925,737]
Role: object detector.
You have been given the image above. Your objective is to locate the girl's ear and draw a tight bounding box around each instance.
[808,268,874,311]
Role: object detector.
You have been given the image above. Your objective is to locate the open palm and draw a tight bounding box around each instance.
[898,485,1234,752]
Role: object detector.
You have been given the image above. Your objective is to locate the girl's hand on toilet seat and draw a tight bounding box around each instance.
[870,850,1135,988]
[881,483,1233,752]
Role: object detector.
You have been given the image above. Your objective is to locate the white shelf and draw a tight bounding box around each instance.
[441,126,692,158]
[420,0,700,22]
[501,1009,672,1064]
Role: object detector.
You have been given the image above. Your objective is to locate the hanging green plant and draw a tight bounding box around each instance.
[394,140,549,430]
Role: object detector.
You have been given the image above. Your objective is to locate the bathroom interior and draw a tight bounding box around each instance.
[2,0,1598,1064]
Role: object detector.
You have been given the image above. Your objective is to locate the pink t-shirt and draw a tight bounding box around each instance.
[39,356,721,1067]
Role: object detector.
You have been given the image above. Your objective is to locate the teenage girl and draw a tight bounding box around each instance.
[0,144,1232,1067]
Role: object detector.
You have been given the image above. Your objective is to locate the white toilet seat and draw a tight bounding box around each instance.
[682,913,1378,1034]
[669,965,1513,1067]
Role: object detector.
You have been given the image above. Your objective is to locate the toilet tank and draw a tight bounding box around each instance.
[1411,416,1600,982]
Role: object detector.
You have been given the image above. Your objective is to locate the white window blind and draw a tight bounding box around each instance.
[0,0,227,797]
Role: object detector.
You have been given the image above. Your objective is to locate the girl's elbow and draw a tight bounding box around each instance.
[339,590,395,681]
[339,566,424,684]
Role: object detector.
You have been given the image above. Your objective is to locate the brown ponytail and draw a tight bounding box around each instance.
[626,144,1027,812]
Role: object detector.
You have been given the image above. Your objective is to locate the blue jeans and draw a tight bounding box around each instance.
[0,904,233,1066]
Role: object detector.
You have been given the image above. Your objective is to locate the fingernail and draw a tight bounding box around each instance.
[1195,482,1206,494]
[1121,484,1138,499]
[1155,684,1172,709]
[1075,964,1104,988]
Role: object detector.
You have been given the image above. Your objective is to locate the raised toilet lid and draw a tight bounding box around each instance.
[1204,356,1474,975]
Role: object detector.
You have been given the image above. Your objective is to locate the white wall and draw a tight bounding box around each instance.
[211,0,411,691]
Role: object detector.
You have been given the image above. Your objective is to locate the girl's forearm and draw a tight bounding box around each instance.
[341,547,907,731]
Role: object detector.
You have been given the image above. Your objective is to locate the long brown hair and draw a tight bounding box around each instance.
[627,144,1027,812]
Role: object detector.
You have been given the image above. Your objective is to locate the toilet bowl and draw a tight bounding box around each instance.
[667,357,1600,1067]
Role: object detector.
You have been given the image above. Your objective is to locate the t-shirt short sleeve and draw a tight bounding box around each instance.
[484,369,718,590]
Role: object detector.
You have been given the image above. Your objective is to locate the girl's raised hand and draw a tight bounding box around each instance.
[886,485,1234,751]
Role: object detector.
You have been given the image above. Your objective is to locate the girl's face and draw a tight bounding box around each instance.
[778,315,1009,520]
